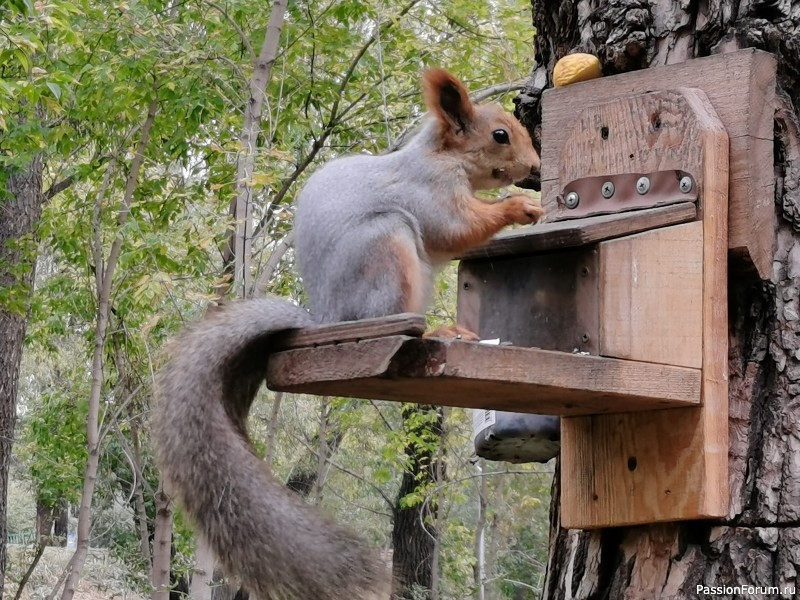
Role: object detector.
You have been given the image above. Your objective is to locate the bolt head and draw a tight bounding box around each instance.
[636,176,651,194]
[601,181,615,198]
[564,191,580,209]
[679,176,693,193]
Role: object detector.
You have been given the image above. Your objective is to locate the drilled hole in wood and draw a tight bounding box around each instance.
[463,281,471,290]
[651,114,662,130]
[600,126,609,140]
[627,456,638,471]
[592,493,599,501]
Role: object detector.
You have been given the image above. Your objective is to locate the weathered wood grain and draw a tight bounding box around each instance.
[267,337,701,417]
[272,313,426,350]
[599,221,703,368]
[560,88,729,529]
[541,49,775,280]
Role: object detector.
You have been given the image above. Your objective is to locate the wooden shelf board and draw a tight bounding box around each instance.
[461,202,696,260]
[267,336,701,417]
[273,312,426,350]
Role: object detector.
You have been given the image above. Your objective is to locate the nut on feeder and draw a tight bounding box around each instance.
[553,53,602,88]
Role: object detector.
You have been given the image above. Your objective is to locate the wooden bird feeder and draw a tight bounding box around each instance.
[267,49,777,529]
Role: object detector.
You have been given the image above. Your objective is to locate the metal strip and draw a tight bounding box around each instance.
[553,170,698,221]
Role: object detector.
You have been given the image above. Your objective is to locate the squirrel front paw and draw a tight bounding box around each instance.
[505,195,544,225]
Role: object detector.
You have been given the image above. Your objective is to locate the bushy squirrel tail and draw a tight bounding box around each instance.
[154,297,391,600]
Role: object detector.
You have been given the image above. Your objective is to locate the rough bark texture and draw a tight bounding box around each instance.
[0,155,45,596]
[391,405,444,600]
[515,1,800,597]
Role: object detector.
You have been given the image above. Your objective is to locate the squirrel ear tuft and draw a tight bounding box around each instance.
[422,68,475,134]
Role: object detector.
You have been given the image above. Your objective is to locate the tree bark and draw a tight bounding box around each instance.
[391,404,444,600]
[516,1,800,597]
[0,154,45,596]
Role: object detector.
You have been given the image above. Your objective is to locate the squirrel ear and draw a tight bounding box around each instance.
[422,68,475,134]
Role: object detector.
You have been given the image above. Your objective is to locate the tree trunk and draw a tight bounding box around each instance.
[61,97,159,600]
[0,155,45,596]
[516,1,800,597]
[391,404,444,600]
[189,536,214,600]
[36,499,66,545]
[151,481,174,600]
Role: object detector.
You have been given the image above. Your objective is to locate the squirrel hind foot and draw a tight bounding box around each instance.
[423,324,480,341]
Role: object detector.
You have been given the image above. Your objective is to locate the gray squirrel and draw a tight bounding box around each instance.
[154,68,541,600]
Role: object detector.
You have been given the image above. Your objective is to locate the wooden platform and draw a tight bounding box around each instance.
[267,331,701,417]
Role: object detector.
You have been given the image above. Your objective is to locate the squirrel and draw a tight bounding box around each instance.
[153,68,541,600]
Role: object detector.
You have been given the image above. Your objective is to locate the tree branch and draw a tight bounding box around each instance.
[204,0,256,63]
[252,229,294,298]
[254,0,422,237]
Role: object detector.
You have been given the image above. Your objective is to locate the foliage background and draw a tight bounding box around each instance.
[2,0,553,597]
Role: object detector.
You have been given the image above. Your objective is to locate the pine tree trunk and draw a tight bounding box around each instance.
[0,155,45,596]
[516,1,800,596]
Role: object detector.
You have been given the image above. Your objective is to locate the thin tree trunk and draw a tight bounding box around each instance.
[264,392,284,469]
[222,0,289,297]
[0,154,44,596]
[314,398,332,506]
[151,481,174,600]
[112,329,153,572]
[391,404,444,600]
[60,97,159,600]
[429,440,445,600]
[473,461,488,600]
[131,419,152,570]
[517,1,800,596]
[13,542,46,600]
[189,536,214,600]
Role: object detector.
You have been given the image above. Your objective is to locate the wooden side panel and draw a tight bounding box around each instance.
[560,88,729,528]
[599,222,703,369]
[458,247,598,354]
[541,49,775,280]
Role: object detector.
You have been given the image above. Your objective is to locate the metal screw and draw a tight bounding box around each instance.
[601,181,615,198]
[679,176,693,193]
[636,176,651,195]
[564,191,580,209]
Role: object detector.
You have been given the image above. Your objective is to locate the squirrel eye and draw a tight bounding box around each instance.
[492,129,510,144]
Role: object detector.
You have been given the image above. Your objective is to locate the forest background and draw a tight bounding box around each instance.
[0,0,553,598]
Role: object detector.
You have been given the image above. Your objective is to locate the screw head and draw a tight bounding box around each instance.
[564,191,580,209]
[636,176,651,195]
[601,181,615,198]
[679,176,693,193]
